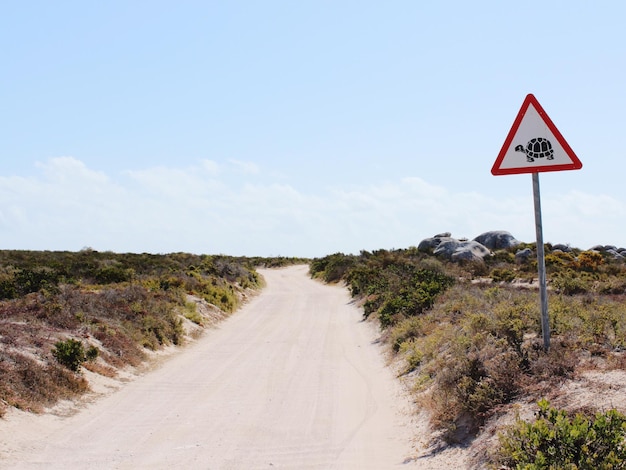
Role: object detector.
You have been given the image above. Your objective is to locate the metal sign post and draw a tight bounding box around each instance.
[492,94,583,352]
[532,173,550,351]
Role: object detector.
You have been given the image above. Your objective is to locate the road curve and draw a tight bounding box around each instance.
[1,265,414,469]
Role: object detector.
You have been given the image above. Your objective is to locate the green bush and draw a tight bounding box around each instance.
[310,253,356,283]
[94,265,134,284]
[496,399,626,469]
[368,266,454,326]
[551,271,592,295]
[0,271,17,300]
[490,250,517,264]
[52,338,86,371]
[86,345,99,361]
[14,267,62,296]
[390,316,423,352]
[182,300,205,325]
[491,268,516,283]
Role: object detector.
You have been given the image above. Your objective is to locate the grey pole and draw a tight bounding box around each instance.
[532,173,550,351]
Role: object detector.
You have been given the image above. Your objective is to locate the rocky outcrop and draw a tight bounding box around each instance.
[418,233,492,263]
[418,231,626,264]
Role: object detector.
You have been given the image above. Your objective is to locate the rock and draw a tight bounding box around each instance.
[430,239,491,263]
[606,249,625,260]
[552,243,571,252]
[417,231,532,262]
[473,231,520,250]
[451,241,491,263]
[515,248,533,263]
[591,246,626,260]
[432,240,461,259]
[417,236,455,253]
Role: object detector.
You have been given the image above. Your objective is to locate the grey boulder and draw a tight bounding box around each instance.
[451,241,492,263]
[515,248,533,263]
[552,244,572,252]
[418,236,456,253]
[430,239,491,263]
[473,231,520,250]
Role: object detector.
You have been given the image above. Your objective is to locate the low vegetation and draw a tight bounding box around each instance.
[310,243,626,466]
[496,399,626,469]
[0,249,305,417]
[4,241,626,465]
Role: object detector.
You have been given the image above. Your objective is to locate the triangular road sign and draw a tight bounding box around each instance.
[492,94,582,175]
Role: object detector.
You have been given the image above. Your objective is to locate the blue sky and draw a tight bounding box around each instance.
[1,1,625,257]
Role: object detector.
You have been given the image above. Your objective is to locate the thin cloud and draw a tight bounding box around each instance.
[228,159,260,174]
[35,157,109,185]
[0,157,623,256]
[200,159,221,175]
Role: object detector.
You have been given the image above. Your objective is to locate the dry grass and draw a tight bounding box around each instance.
[0,350,89,416]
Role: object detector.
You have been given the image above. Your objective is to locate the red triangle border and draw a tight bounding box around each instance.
[491,94,583,175]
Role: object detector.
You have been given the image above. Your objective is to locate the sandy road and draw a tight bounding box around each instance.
[0,265,415,469]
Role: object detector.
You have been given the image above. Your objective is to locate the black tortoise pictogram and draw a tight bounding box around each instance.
[515,137,554,162]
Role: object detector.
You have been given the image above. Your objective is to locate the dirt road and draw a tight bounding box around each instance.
[0,265,416,469]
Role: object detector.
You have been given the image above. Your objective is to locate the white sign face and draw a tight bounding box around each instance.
[492,94,582,175]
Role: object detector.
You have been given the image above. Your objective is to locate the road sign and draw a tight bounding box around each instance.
[491,93,585,351]
[491,94,582,175]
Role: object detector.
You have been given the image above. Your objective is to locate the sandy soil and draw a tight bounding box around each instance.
[0,265,433,469]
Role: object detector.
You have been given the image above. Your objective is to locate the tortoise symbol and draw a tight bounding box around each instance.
[515,137,554,162]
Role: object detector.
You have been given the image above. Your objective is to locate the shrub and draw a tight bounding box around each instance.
[371,266,454,327]
[140,313,184,350]
[310,253,355,283]
[426,334,525,442]
[495,399,626,469]
[52,338,86,371]
[182,300,205,325]
[490,250,516,264]
[390,316,423,353]
[94,265,134,284]
[0,351,88,414]
[491,268,516,283]
[545,250,575,269]
[551,272,592,295]
[86,345,99,361]
[0,270,17,299]
[526,341,576,381]
[575,251,605,272]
